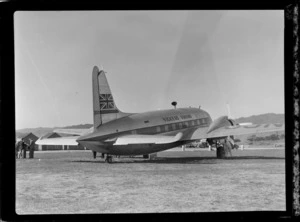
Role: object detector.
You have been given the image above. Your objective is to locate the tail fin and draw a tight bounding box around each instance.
[93,66,129,129]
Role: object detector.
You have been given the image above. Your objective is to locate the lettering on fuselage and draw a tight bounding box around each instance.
[162,116,180,122]
[180,114,192,120]
[162,114,193,122]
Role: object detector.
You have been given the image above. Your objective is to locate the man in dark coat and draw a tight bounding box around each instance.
[224,136,233,157]
[29,139,35,158]
[15,140,21,158]
[92,151,97,159]
[21,138,28,159]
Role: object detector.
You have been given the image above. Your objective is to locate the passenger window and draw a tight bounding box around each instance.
[172,123,176,131]
[150,127,156,134]
[160,126,164,132]
[179,122,183,129]
[165,125,169,132]
[137,128,146,134]
[156,126,161,133]
[197,119,201,125]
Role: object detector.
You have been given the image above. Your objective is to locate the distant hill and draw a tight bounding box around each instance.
[233,113,285,145]
[234,113,284,125]
[16,124,93,138]
[16,127,55,138]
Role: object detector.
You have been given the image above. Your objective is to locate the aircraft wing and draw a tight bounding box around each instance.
[112,132,183,145]
[53,128,93,136]
[35,136,79,145]
[190,123,285,140]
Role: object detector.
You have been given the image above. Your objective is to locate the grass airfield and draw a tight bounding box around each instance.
[16,148,285,214]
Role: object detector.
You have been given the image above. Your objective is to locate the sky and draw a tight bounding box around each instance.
[14,10,284,130]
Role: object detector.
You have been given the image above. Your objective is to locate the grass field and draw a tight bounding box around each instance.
[16,148,286,214]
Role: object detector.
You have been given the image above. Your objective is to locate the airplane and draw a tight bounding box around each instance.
[40,65,284,163]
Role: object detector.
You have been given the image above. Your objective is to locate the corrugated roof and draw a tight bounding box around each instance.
[16,132,38,140]
[40,132,61,139]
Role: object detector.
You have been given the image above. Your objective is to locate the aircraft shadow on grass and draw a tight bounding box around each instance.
[70,156,284,164]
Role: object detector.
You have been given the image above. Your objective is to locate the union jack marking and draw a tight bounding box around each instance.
[99,94,116,110]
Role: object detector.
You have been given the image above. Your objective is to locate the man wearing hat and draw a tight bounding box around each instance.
[15,140,22,159]
[29,139,35,159]
[21,138,28,159]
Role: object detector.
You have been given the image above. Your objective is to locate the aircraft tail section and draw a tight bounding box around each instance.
[92,66,130,129]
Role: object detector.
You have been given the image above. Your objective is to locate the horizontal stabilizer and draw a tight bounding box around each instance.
[53,127,93,136]
[35,136,79,145]
[112,132,183,146]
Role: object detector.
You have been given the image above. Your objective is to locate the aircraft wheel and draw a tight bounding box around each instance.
[216,144,226,159]
[216,141,232,159]
[105,155,112,163]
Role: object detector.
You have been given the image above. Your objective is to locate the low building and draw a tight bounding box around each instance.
[35,133,85,151]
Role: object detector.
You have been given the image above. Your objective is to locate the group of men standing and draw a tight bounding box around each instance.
[15,138,35,159]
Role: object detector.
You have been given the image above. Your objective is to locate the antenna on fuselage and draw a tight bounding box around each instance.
[171,101,177,109]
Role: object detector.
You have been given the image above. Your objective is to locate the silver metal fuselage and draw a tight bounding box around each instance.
[77,107,212,155]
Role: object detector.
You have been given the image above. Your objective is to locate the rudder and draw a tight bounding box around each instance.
[92,66,129,129]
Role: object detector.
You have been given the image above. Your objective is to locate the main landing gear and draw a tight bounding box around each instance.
[215,139,233,159]
[104,154,113,163]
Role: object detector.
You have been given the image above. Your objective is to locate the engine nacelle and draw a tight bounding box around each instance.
[206,116,234,134]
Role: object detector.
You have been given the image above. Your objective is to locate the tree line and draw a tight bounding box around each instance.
[247,133,285,142]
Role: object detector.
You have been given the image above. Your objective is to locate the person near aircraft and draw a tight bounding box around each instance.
[92,150,97,159]
[29,139,35,159]
[17,141,23,159]
[15,141,18,158]
[15,140,22,158]
[224,137,233,157]
[21,138,28,159]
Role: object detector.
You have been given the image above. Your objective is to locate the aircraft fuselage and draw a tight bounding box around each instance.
[77,107,212,155]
